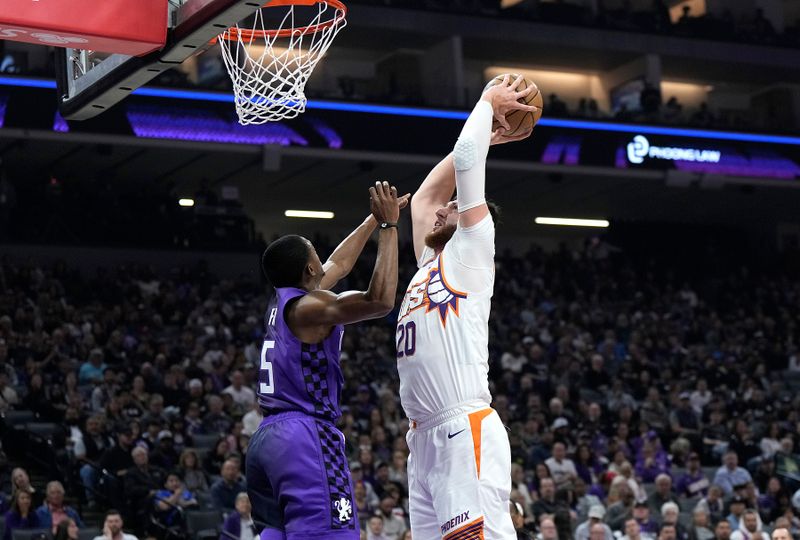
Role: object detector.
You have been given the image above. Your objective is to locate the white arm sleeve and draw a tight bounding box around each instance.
[453,99,493,213]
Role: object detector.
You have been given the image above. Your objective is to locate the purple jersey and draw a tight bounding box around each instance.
[258,287,345,421]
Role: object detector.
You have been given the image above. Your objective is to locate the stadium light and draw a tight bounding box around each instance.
[535,217,610,228]
[178,198,195,207]
[285,210,335,219]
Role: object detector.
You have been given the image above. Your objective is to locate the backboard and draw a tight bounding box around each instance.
[52,0,269,120]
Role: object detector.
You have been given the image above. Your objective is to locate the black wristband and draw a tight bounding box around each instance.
[379,222,398,229]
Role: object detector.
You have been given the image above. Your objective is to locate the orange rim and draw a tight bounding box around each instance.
[219,0,347,41]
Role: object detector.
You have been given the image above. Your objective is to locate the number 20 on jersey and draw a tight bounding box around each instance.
[396,321,416,358]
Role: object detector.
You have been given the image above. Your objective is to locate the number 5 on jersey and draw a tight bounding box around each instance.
[260,340,275,394]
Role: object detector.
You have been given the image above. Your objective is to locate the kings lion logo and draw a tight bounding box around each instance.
[334,498,352,522]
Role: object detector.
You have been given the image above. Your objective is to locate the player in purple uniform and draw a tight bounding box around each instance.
[248,181,406,540]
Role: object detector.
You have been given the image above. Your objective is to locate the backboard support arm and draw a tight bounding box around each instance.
[56,0,267,121]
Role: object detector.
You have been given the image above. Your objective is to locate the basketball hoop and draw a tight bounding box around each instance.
[218,0,347,125]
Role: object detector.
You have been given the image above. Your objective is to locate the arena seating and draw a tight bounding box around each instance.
[0,236,799,539]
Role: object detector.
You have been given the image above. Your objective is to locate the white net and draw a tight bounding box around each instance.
[218,1,347,125]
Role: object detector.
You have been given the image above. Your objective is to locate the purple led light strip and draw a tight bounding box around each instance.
[126,105,308,146]
[541,136,581,165]
[304,117,342,149]
[0,95,7,129]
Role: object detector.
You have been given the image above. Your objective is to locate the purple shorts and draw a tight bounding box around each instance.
[246,412,358,540]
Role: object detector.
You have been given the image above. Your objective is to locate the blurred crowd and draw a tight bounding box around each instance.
[359,1,800,49]
[544,90,741,131]
[0,170,258,251]
[0,235,800,540]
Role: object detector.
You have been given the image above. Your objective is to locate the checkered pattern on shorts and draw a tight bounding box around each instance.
[315,421,355,530]
[301,343,335,418]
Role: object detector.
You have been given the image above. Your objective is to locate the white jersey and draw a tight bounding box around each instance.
[396,214,494,421]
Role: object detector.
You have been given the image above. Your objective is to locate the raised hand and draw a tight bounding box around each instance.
[369,181,400,224]
[490,126,534,145]
[482,74,540,130]
[398,193,411,210]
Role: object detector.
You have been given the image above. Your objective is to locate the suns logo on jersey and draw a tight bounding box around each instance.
[398,255,467,326]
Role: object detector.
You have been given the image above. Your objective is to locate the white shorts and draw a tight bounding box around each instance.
[406,401,516,540]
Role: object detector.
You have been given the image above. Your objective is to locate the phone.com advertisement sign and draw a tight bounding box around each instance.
[626,135,722,164]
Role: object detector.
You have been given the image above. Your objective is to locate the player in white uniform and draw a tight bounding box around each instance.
[396,76,538,540]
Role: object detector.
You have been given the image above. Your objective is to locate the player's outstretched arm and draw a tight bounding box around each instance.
[291,181,400,327]
[456,74,539,229]
[320,193,409,291]
[410,80,535,261]
[410,153,456,262]
[410,141,530,262]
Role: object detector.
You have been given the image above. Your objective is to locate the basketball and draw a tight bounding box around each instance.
[483,73,544,137]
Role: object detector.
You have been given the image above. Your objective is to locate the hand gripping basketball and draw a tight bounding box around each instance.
[482,74,540,130]
[482,73,543,141]
[490,126,534,145]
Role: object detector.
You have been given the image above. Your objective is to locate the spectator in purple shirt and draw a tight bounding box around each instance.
[676,453,710,498]
[634,501,660,537]
[613,425,634,461]
[4,491,41,540]
[756,477,784,523]
[670,393,702,449]
[221,493,255,540]
[632,425,657,461]
[636,439,671,483]
[575,444,604,485]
